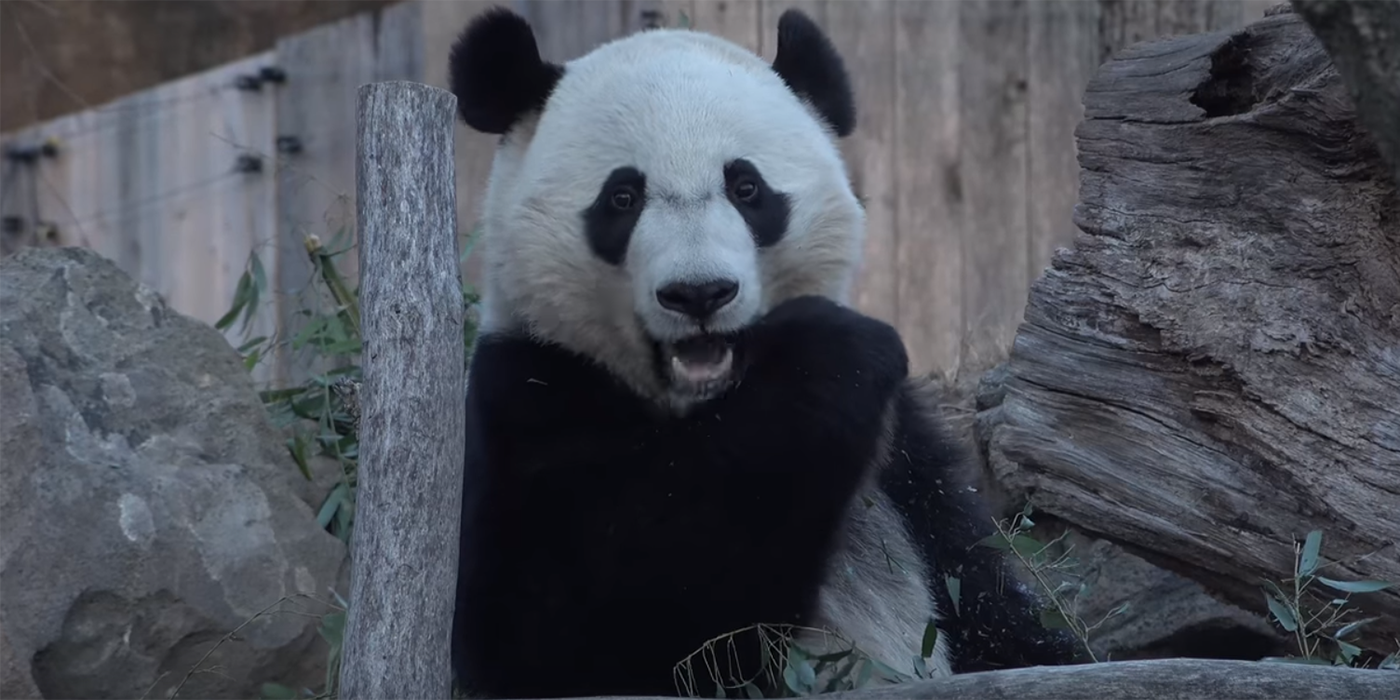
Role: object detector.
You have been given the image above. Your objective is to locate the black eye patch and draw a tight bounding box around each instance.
[724,159,791,248]
[582,167,647,266]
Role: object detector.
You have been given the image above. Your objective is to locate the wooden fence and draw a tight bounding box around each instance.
[0,0,1276,387]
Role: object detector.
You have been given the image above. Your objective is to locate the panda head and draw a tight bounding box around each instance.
[452,7,862,412]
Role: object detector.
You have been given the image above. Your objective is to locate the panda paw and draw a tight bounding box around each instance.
[746,295,909,397]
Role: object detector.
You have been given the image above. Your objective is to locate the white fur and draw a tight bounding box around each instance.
[795,403,953,684]
[475,28,865,403]
[473,23,951,682]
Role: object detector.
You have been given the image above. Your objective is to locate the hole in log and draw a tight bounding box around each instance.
[1132,621,1287,662]
[1190,34,1258,118]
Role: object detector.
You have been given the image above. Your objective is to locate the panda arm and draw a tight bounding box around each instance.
[453,297,910,697]
[880,385,1084,673]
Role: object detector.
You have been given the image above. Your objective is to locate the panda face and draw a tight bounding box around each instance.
[453,9,861,411]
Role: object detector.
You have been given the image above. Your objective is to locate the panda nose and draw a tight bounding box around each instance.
[656,279,740,320]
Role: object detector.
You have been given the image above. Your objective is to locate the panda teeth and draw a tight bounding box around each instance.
[668,347,734,384]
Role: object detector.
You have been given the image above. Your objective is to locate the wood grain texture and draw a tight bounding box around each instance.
[5,0,1296,391]
[421,0,500,292]
[0,52,282,383]
[1099,0,1256,65]
[958,0,1030,373]
[893,0,962,379]
[825,0,897,325]
[339,80,465,699]
[1292,0,1400,181]
[1026,0,1099,300]
[498,658,1400,700]
[689,0,760,53]
[272,2,424,387]
[980,10,1400,650]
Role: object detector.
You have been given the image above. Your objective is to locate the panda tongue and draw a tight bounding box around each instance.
[669,336,733,383]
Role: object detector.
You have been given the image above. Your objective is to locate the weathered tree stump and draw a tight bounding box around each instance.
[339,80,464,698]
[978,5,1400,652]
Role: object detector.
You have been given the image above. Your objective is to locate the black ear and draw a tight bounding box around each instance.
[770,9,855,138]
[448,7,565,134]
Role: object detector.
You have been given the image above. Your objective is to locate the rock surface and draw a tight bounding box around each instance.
[0,246,348,699]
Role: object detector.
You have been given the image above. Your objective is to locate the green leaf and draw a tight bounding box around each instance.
[977,532,1011,551]
[865,657,908,684]
[287,434,312,481]
[260,683,298,700]
[1265,593,1298,632]
[1299,530,1323,577]
[1334,640,1362,665]
[796,657,816,688]
[318,483,347,529]
[1039,606,1071,630]
[920,619,939,659]
[237,336,269,353]
[741,681,764,699]
[854,659,873,688]
[215,272,251,330]
[781,666,800,696]
[319,611,346,647]
[809,648,852,664]
[1315,577,1394,594]
[240,252,266,332]
[944,575,961,617]
[243,346,263,372]
[1333,616,1378,640]
[1379,651,1400,670]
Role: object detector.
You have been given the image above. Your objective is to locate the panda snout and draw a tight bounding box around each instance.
[655,279,740,321]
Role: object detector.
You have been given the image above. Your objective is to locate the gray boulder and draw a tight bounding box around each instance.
[0,247,348,699]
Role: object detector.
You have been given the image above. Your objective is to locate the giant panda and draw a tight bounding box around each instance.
[448,7,1080,698]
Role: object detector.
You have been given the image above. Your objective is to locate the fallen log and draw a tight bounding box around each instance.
[1292,0,1400,180]
[571,659,1396,700]
[978,4,1400,654]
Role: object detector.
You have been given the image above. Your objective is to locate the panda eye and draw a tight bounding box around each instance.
[733,180,758,203]
[610,188,637,211]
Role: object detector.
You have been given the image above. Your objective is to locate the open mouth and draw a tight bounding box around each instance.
[658,334,737,397]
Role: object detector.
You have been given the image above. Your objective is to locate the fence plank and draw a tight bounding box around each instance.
[958,0,1030,373]
[3,0,1276,387]
[893,0,963,378]
[273,2,424,386]
[0,53,281,383]
[825,0,898,325]
[1026,0,1101,285]
[421,0,500,293]
[689,0,760,52]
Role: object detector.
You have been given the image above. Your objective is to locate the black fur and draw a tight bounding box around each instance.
[880,388,1085,672]
[451,296,1079,698]
[448,7,565,134]
[771,9,857,138]
[582,166,648,265]
[725,158,792,248]
[452,296,909,698]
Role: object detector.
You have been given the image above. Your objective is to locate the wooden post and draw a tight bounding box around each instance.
[340,80,464,698]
